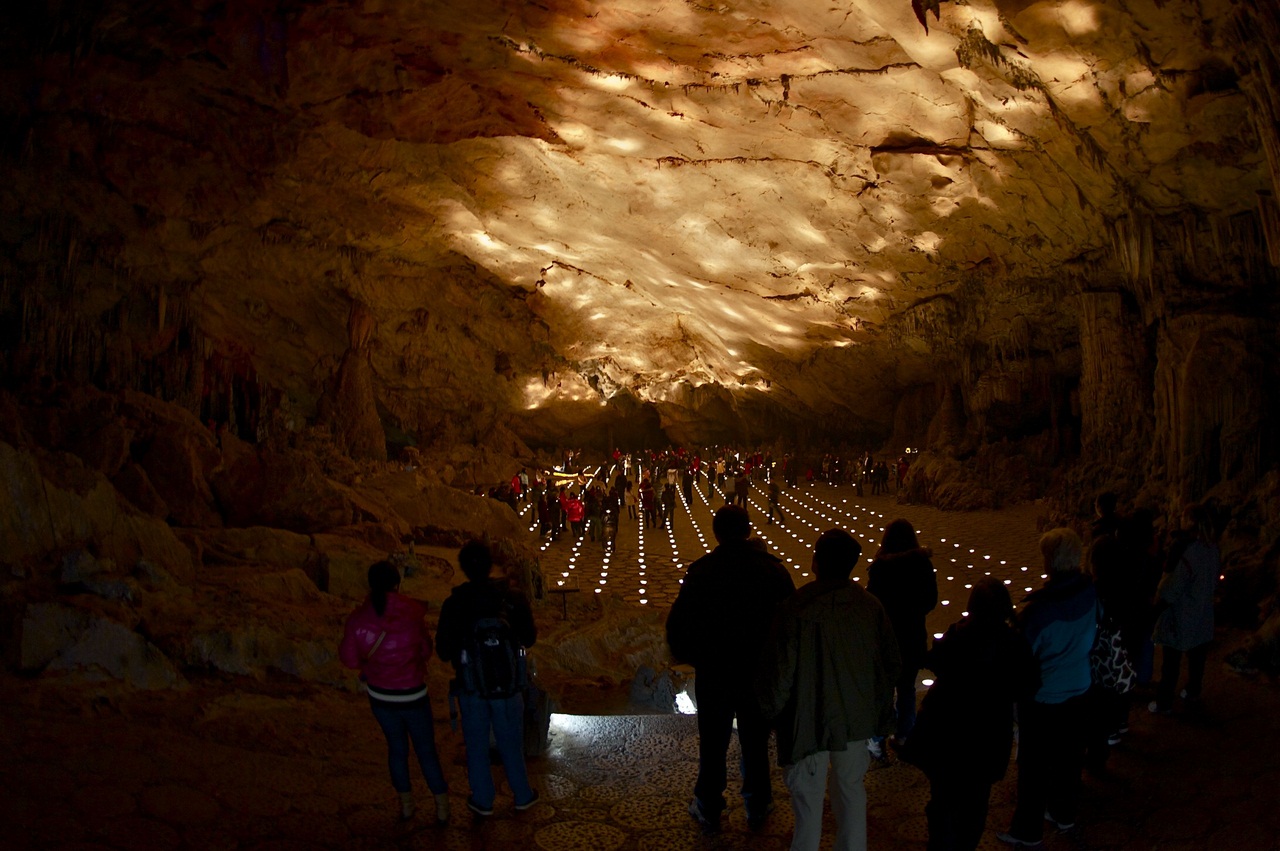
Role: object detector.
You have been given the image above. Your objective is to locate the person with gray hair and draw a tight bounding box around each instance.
[758,528,901,851]
[998,528,1097,849]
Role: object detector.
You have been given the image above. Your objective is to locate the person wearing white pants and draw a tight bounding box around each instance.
[758,528,901,851]
[784,746,872,851]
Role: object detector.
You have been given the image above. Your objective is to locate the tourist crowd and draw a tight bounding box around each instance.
[339,454,1219,851]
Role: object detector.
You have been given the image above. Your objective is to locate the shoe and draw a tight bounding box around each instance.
[466,798,494,817]
[1148,701,1172,715]
[746,801,775,830]
[515,790,540,812]
[688,797,720,834]
[434,793,450,825]
[1117,724,1130,735]
[866,738,886,759]
[1107,732,1123,746]
[996,832,1043,848]
[1045,810,1076,831]
[399,791,415,821]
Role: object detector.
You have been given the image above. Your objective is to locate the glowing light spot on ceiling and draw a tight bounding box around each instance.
[591,73,635,91]
[914,231,943,253]
[1059,0,1101,35]
[607,137,642,153]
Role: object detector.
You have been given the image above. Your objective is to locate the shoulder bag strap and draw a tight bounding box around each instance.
[367,630,387,661]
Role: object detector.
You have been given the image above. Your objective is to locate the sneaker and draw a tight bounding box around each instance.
[1044,810,1076,831]
[466,798,494,817]
[746,801,775,830]
[1148,701,1172,715]
[688,797,720,834]
[515,790,540,812]
[996,832,1044,848]
[434,793,450,825]
[399,792,415,821]
[1107,732,1123,746]
[1117,724,1130,735]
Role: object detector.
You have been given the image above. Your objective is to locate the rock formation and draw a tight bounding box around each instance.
[2,1,1279,687]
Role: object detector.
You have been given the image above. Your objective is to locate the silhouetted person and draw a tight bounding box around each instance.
[758,528,900,851]
[666,505,795,833]
[436,541,538,816]
[767,478,785,525]
[904,577,1037,851]
[1150,503,1219,714]
[867,519,938,754]
[1092,492,1120,540]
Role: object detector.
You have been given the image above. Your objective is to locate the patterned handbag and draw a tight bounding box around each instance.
[1090,609,1136,694]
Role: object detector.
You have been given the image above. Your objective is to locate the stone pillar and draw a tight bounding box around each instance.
[1077,291,1152,469]
[324,302,387,462]
[1152,314,1277,507]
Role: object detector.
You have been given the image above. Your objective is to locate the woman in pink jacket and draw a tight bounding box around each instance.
[340,561,450,823]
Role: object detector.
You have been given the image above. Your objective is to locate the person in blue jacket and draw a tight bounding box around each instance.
[999,527,1096,849]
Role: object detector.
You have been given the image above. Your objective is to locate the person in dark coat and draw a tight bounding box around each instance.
[666,505,796,833]
[902,577,1038,851]
[436,542,539,817]
[867,519,938,751]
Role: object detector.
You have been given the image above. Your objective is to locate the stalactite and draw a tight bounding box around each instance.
[1258,192,1280,267]
[1110,214,1153,288]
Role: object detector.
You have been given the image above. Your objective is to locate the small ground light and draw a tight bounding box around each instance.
[921,678,934,687]
[940,600,950,606]
[933,633,944,639]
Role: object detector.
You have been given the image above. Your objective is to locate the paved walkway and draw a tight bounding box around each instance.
[3,648,1276,850]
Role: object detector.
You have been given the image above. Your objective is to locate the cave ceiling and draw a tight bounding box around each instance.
[1,0,1271,446]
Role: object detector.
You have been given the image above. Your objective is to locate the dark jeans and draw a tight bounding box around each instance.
[926,769,992,851]
[370,698,449,795]
[1009,694,1088,842]
[1156,642,1210,708]
[693,670,773,818]
[1084,686,1123,771]
[458,692,535,810]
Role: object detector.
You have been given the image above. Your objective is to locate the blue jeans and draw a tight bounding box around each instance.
[458,692,535,809]
[370,698,448,795]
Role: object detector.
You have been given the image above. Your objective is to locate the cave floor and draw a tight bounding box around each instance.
[2,638,1276,851]
[4,489,1277,850]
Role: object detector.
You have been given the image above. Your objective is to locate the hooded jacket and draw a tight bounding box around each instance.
[757,578,901,766]
[340,593,433,700]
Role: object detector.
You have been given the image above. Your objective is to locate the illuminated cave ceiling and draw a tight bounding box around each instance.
[3,0,1271,446]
